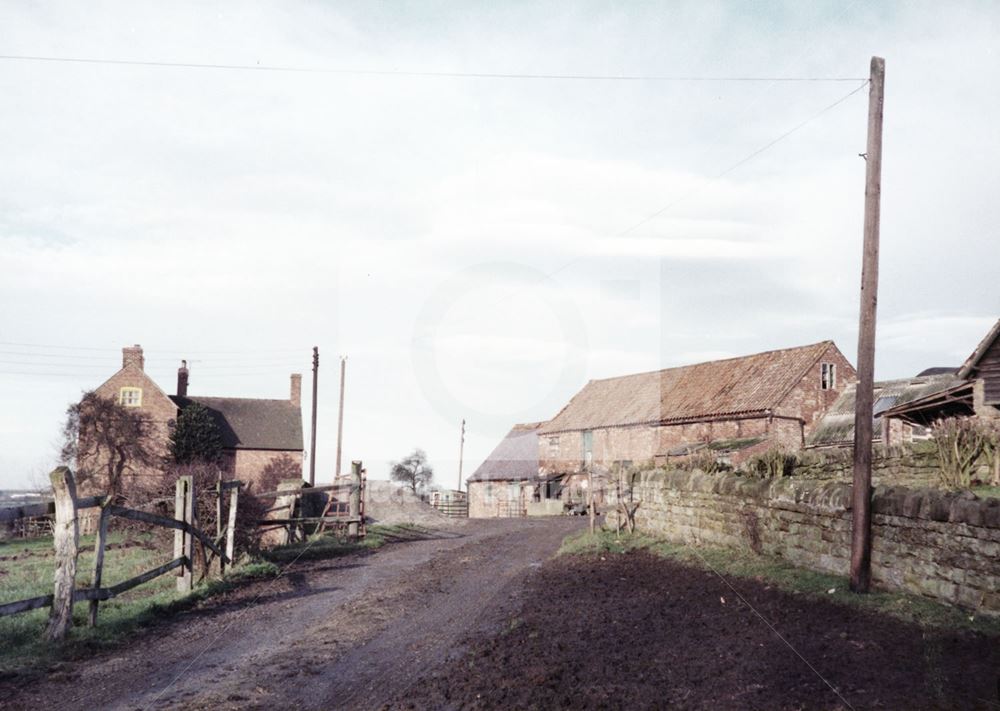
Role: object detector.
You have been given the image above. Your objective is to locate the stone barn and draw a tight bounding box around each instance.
[467,423,544,518]
[539,340,856,475]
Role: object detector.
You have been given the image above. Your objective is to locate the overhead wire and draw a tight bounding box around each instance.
[0,54,866,82]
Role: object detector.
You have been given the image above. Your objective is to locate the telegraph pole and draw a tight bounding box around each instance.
[851,56,885,594]
[309,347,318,486]
[335,356,346,477]
[457,419,466,492]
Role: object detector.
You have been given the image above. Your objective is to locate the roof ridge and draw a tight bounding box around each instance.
[957,317,1000,379]
[585,340,834,385]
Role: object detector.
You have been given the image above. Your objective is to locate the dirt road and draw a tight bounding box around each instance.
[2,517,583,711]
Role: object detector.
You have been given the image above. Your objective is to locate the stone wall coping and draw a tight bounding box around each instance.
[639,468,1000,529]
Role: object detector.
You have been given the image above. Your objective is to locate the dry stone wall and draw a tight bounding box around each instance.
[617,469,1000,614]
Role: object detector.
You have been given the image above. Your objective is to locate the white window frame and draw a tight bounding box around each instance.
[119,387,143,407]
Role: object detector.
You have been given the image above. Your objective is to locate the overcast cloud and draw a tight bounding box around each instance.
[1,1,997,488]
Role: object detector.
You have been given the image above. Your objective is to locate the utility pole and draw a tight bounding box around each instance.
[457,419,466,492]
[851,56,885,594]
[335,356,346,477]
[309,347,319,486]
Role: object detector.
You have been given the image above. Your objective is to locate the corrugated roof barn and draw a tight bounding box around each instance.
[807,374,961,447]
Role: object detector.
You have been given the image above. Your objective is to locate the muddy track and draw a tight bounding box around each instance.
[391,550,1000,711]
[1,517,583,710]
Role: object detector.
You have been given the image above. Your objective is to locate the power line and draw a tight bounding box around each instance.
[0,54,866,82]
[616,78,870,239]
[0,340,308,355]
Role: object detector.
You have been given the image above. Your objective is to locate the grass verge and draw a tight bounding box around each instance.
[559,529,1000,636]
[972,484,1000,499]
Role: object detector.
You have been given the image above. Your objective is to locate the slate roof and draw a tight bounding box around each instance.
[171,396,303,451]
[540,342,837,434]
[467,422,542,483]
[806,374,961,447]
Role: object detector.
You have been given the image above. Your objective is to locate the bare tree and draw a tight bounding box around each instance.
[61,391,160,497]
[390,448,434,494]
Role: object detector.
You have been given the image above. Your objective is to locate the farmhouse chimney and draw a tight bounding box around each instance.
[290,373,302,406]
[122,344,144,371]
[177,360,189,398]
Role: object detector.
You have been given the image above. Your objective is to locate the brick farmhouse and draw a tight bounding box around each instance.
[82,345,304,489]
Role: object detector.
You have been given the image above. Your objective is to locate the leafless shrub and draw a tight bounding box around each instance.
[744,447,798,479]
[932,418,993,489]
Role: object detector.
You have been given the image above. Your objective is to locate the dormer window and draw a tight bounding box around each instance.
[821,363,836,390]
[119,387,143,407]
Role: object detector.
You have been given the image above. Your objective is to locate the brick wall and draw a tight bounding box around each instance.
[611,469,1000,614]
[541,417,807,473]
[468,480,531,518]
[777,343,857,436]
[232,449,304,490]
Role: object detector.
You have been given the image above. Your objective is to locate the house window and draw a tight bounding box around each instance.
[548,437,560,457]
[820,363,836,390]
[119,387,143,407]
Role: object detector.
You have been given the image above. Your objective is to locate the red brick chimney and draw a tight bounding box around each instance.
[122,344,144,371]
[177,360,189,397]
[290,373,302,406]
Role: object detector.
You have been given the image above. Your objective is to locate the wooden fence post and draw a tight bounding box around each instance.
[587,467,595,535]
[46,467,79,642]
[174,475,194,594]
[215,472,224,576]
[88,503,111,627]
[276,480,303,545]
[348,461,362,539]
[225,484,239,566]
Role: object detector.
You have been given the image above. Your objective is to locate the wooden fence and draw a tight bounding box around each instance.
[0,467,241,641]
[432,499,469,518]
[256,460,366,544]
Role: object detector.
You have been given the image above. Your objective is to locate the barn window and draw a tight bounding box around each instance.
[821,363,836,390]
[119,387,143,407]
[484,483,493,503]
[548,436,560,457]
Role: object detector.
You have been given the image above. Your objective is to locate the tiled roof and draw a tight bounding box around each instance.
[171,396,303,451]
[467,422,542,482]
[806,374,961,447]
[540,342,836,434]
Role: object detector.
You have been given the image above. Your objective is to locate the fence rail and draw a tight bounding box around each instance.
[256,461,367,544]
[0,468,243,642]
[433,500,469,518]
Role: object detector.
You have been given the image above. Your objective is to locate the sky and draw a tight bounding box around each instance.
[1,1,997,489]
